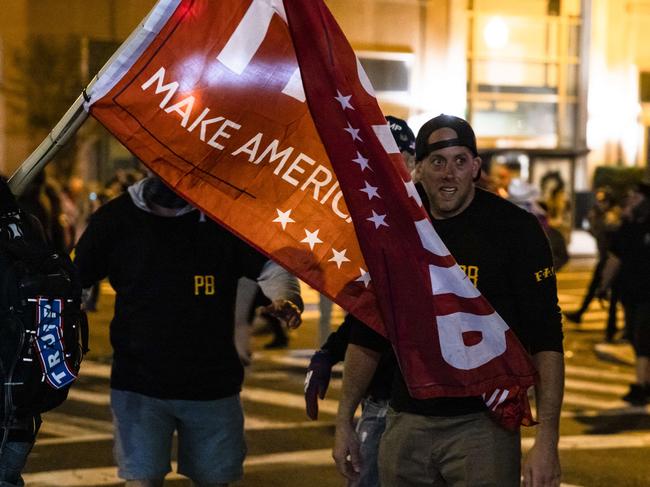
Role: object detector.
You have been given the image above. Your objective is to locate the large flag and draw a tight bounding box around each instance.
[85,0,537,428]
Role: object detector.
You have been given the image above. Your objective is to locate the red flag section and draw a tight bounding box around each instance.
[88,0,381,333]
[87,0,537,428]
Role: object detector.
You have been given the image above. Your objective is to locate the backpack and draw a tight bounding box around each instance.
[0,209,88,428]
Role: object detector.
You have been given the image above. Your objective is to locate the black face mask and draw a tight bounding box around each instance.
[143,178,188,209]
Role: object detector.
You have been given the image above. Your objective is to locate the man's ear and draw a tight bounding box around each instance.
[472,156,483,182]
[412,160,423,183]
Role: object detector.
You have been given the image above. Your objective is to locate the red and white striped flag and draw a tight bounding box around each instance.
[85,0,537,429]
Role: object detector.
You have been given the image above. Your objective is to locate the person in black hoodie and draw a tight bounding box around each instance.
[74,175,303,487]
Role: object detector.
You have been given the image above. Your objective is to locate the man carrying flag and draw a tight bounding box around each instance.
[333,115,564,487]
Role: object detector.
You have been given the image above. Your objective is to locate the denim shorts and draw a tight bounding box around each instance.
[110,389,246,484]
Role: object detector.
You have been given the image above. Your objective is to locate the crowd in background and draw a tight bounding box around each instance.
[14,167,146,255]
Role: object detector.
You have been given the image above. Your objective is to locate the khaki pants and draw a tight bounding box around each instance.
[378,409,520,487]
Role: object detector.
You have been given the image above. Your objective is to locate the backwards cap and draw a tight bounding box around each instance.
[386,116,416,155]
[415,114,478,162]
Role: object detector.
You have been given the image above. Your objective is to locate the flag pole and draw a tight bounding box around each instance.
[7,94,89,196]
[7,0,181,196]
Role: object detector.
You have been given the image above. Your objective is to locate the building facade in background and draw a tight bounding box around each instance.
[0,0,648,192]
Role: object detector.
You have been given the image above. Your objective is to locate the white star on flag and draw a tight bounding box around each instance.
[352,152,371,172]
[272,208,295,230]
[404,180,423,207]
[344,123,362,141]
[328,248,351,269]
[300,228,323,250]
[360,181,380,200]
[356,268,371,287]
[367,210,388,229]
[334,90,354,110]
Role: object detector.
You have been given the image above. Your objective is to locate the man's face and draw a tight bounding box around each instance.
[418,127,482,219]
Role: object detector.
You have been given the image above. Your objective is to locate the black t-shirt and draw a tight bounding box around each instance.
[74,194,268,400]
[609,218,650,304]
[350,188,563,416]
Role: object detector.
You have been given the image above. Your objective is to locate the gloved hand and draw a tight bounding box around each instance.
[304,350,334,420]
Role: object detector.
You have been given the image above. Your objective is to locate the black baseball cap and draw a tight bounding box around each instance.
[415,114,478,162]
[386,115,415,155]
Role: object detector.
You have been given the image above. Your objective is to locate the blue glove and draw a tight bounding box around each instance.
[304,350,334,420]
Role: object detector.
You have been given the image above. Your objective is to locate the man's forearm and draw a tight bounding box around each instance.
[532,350,564,443]
[336,344,380,423]
[257,260,304,311]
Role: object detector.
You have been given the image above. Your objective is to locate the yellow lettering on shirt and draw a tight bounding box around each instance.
[194,275,216,295]
[458,265,479,287]
[534,267,555,282]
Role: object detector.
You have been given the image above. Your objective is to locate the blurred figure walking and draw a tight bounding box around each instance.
[564,187,622,341]
[597,181,650,404]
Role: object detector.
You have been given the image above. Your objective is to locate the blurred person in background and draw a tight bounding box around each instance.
[564,187,622,342]
[17,171,67,253]
[508,178,568,271]
[540,171,572,247]
[597,181,650,404]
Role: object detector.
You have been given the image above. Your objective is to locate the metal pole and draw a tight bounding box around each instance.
[7,95,89,196]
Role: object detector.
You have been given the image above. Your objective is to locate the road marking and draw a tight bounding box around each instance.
[242,387,340,416]
[66,388,110,406]
[565,364,635,383]
[255,351,343,373]
[39,412,113,437]
[556,271,593,280]
[36,433,113,446]
[523,432,650,451]
[79,361,111,379]
[565,378,629,395]
[562,391,638,410]
[245,417,332,430]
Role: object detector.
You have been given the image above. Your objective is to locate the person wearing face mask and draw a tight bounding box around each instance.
[74,174,303,487]
[597,181,650,405]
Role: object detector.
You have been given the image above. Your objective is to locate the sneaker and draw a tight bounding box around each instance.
[622,384,649,405]
[563,311,582,324]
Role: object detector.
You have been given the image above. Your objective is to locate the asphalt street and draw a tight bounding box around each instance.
[21,256,650,486]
